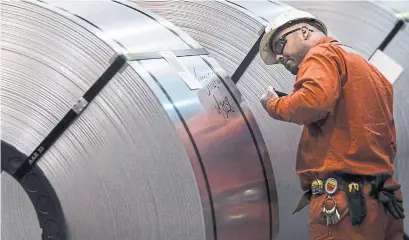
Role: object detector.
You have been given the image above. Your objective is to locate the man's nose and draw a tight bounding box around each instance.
[275,54,284,63]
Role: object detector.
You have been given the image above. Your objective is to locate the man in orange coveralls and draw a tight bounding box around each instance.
[258,9,404,239]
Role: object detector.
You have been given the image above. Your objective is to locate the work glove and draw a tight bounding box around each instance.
[370,173,405,220]
[260,86,278,112]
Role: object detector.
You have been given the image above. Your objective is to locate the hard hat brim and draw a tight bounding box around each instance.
[259,30,277,65]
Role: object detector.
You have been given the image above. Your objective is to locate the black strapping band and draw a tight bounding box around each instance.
[231,32,264,84]
[13,55,127,180]
[126,48,209,61]
[369,19,405,59]
[231,30,290,96]
[2,140,67,240]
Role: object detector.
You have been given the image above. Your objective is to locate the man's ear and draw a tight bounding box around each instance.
[301,26,310,40]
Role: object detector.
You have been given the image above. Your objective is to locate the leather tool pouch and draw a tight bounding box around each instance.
[344,180,367,225]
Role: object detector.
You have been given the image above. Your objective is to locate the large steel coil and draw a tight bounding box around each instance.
[1,1,278,239]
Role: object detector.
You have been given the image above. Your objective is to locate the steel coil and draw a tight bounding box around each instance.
[1,1,278,239]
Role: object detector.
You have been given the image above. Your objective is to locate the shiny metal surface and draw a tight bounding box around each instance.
[44,0,192,53]
[133,54,279,239]
[373,1,409,18]
[159,50,202,89]
[1,173,41,240]
[226,0,292,23]
[2,0,278,240]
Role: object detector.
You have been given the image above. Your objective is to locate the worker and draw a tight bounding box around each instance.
[258,9,404,239]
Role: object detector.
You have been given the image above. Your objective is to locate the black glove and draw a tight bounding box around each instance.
[370,174,405,220]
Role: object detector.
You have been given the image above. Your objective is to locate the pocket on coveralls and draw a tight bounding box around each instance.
[309,191,349,224]
[309,191,349,240]
[309,186,387,240]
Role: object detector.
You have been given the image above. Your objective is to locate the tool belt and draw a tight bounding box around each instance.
[293,174,374,212]
[293,174,404,225]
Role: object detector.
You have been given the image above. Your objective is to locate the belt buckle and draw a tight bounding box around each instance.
[311,179,324,195]
[325,178,338,195]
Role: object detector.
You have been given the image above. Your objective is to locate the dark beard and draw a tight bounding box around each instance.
[290,65,299,75]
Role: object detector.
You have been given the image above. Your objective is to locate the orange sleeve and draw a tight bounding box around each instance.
[267,48,342,125]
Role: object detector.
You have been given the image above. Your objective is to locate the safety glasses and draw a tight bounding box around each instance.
[269,27,313,54]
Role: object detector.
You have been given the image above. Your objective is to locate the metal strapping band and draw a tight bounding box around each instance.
[13,55,127,180]
[126,48,209,61]
[369,19,405,59]
[231,28,264,84]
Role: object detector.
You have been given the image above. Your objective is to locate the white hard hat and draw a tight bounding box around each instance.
[259,9,327,65]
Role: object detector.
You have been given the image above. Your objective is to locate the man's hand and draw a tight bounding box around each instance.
[260,86,279,112]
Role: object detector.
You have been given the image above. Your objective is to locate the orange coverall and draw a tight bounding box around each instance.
[266,37,403,239]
